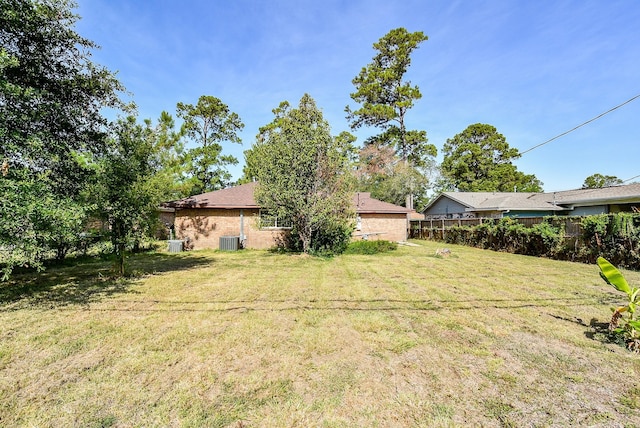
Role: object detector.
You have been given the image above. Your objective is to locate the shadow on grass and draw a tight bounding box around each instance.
[552,312,633,351]
[583,317,631,350]
[0,252,213,311]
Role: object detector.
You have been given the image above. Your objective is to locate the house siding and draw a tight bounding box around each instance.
[424,198,471,218]
[611,203,639,213]
[570,205,608,216]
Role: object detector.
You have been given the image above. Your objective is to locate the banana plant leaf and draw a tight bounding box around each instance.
[597,257,631,295]
[627,320,640,330]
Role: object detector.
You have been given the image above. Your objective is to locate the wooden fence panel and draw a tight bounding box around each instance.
[408,216,584,239]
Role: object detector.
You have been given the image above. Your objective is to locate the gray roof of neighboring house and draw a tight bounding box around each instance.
[163,183,410,214]
[424,183,640,213]
[433,192,563,213]
[549,182,640,206]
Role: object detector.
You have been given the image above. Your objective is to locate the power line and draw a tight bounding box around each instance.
[543,173,640,194]
[623,174,640,183]
[520,93,640,155]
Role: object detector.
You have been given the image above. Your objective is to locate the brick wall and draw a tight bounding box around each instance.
[174,208,284,250]
[356,213,408,242]
[174,209,408,250]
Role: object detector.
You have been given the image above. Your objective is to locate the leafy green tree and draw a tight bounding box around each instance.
[42,199,88,261]
[241,130,358,186]
[93,116,165,276]
[372,164,429,209]
[150,111,191,200]
[0,167,90,279]
[582,173,623,189]
[0,0,124,279]
[238,146,261,185]
[251,94,355,254]
[440,123,543,192]
[1,176,70,279]
[346,27,436,208]
[1,0,124,194]
[176,96,244,194]
[355,142,430,210]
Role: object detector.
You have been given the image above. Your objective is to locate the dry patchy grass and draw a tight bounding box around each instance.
[1,242,640,427]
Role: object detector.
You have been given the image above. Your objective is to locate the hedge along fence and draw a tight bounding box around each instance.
[578,213,640,269]
[409,213,640,270]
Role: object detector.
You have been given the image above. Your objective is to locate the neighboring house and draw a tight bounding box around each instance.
[422,183,640,219]
[161,182,411,250]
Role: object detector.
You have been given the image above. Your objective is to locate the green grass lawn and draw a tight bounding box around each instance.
[2,241,640,427]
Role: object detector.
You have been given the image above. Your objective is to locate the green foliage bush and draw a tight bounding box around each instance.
[308,221,354,256]
[424,213,640,269]
[579,214,640,269]
[528,221,565,256]
[344,240,398,255]
[274,220,354,257]
[443,218,563,257]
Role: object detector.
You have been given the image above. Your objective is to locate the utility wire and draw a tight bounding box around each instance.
[520,93,640,155]
[543,174,640,194]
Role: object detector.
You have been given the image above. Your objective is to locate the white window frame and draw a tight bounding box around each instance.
[259,210,293,230]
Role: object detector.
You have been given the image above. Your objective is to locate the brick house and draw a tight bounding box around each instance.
[161,182,411,250]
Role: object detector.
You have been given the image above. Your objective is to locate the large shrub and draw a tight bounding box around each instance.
[527,221,565,257]
[274,219,354,257]
[580,214,640,269]
[426,213,640,269]
[443,217,563,257]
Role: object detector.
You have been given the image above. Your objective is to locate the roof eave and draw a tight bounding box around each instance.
[175,204,260,210]
[358,209,411,214]
[559,196,640,206]
[467,206,565,212]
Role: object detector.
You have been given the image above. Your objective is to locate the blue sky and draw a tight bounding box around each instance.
[75,0,640,192]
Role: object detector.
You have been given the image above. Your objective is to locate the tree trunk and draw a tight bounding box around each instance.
[116,243,126,276]
[300,220,312,253]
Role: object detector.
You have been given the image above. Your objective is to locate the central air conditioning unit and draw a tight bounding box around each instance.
[219,236,240,251]
[167,240,183,253]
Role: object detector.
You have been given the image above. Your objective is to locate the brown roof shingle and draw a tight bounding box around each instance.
[164,182,259,209]
[164,184,410,214]
[353,192,412,214]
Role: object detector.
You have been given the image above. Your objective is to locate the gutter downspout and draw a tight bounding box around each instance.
[240,209,245,248]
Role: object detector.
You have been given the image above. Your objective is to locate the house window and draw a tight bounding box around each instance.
[259,210,293,229]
